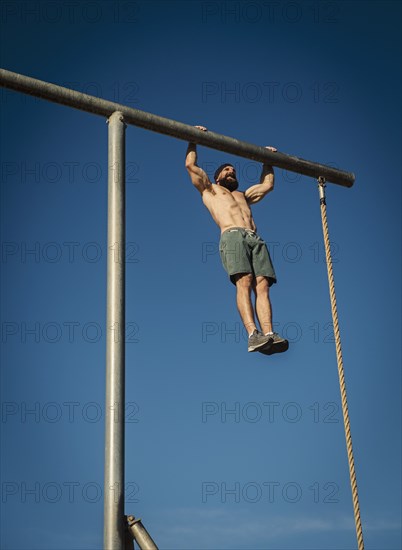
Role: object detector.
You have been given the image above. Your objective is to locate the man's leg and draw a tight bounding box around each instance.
[253,275,273,334]
[233,273,272,352]
[253,275,289,355]
[234,273,257,334]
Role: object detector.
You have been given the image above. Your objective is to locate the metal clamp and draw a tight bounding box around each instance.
[318,176,326,205]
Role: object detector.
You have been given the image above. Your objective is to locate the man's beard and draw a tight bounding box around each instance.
[219,176,239,192]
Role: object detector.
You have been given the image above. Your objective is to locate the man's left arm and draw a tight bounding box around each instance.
[244,146,276,205]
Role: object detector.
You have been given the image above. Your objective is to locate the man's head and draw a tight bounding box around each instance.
[214,163,239,192]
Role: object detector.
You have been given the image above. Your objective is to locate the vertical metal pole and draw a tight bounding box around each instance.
[104,111,126,550]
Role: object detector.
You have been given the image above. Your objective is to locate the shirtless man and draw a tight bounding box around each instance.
[185,126,288,355]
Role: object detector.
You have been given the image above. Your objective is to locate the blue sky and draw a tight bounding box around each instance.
[0,1,401,549]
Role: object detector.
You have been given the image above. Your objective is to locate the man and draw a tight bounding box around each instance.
[185,126,288,355]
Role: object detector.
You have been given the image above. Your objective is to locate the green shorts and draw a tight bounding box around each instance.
[219,227,277,286]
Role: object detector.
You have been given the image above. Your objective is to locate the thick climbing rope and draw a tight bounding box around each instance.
[318,177,364,550]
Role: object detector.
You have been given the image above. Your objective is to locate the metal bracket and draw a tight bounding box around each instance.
[318,176,327,205]
[126,515,158,550]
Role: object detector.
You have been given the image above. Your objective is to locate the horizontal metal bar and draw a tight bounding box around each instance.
[0,69,354,187]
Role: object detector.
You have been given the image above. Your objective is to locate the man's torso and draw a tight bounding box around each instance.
[201,184,256,233]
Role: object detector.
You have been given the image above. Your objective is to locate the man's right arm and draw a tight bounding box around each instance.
[185,139,213,195]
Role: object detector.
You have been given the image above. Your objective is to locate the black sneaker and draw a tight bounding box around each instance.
[248,330,273,353]
[259,333,289,355]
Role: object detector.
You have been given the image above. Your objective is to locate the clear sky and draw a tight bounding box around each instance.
[0,1,401,549]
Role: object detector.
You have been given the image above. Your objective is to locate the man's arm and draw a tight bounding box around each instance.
[185,126,214,195]
[244,146,276,204]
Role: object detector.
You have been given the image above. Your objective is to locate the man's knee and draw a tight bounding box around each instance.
[234,273,254,289]
[255,276,270,293]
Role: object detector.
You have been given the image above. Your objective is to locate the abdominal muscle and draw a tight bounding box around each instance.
[202,185,257,234]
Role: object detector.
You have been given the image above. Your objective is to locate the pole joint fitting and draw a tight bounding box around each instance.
[107,110,127,128]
